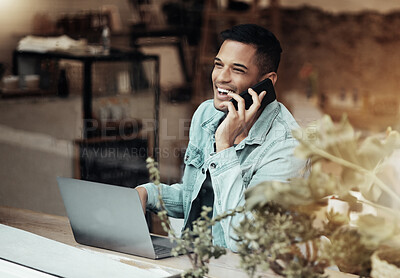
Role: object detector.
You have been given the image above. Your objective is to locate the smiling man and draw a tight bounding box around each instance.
[136,24,306,251]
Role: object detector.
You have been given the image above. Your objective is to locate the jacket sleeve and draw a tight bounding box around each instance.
[208,137,305,252]
[138,182,185,218]
[137,101,213,219]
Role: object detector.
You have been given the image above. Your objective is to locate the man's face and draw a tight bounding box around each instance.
[212,40,262,112]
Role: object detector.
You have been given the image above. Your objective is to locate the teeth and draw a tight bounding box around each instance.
[218,88,234,94]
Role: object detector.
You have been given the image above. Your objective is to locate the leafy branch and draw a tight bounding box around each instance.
[146,114,400,277]
[293,115,400,203]
[292,119,400,205]
[235,203,330,278]
[239,114,400,276]
[146,157,243,278]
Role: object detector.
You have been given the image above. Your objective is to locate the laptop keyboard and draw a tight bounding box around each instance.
[153,244,172,255]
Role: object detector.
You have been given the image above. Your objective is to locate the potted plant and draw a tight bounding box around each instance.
[148,114,400,278]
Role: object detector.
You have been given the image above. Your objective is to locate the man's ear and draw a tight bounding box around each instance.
[260,72,277,85]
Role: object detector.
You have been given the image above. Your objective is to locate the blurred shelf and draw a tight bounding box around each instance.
[13,48,160,142]
[0,87,55,99]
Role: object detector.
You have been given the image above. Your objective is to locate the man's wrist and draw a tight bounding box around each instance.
[135,187,148,214]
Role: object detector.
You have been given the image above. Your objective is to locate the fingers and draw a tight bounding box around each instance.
[247,88,267,114]
[219,89,266,116]
[219,93,244,116]
[218,99,236,113]
[227,92,245,113]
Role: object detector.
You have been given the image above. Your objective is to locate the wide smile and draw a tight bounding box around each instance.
[217,87,235,95]
[216,87,235,101]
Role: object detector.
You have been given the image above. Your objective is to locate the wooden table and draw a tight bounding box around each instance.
[0,206,353,277]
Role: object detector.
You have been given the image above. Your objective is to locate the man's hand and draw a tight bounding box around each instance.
[135,187,148,214]
[215,88,266,152]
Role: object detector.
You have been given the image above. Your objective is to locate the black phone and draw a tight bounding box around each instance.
[230,78,276,111]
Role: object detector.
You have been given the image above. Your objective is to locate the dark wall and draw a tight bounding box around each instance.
[271,6,400,97]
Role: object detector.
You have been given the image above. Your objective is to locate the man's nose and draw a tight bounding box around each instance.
[217,67,231,83]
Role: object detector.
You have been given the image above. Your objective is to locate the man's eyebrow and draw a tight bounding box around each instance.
[214,58,248,70]
[233,63,248,70]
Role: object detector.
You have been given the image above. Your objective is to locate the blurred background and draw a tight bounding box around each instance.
[0,0,399,224]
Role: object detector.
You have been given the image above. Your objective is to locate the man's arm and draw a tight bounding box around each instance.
[136,182,185,218]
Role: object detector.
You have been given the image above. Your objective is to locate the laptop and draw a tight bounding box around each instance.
[57,177,178,259]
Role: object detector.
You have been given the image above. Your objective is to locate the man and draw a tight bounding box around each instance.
[136,24,305,251]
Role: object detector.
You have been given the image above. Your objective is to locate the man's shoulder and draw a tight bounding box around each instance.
[274,102,300,132]
[192,99,218,120]
[196,99,214,112]
[256,101,299,136]
[188,99,219,142]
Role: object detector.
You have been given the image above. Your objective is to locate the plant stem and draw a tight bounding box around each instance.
[302,140,400,205]
[356,198,400,220]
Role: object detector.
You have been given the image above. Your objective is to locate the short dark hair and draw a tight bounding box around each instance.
[220,24,282,76]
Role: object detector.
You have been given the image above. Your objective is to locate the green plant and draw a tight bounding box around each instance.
[147,114,400,277]
[146,157,243,278]
[236,115,400,277]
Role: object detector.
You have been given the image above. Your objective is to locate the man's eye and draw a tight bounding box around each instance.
[233,68,245,73]
[214,62,223,68]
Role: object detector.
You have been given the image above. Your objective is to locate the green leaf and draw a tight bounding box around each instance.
[246,162,340,211]
[293,115,360,164]
[357,131,400,170]
[292,114,400,207]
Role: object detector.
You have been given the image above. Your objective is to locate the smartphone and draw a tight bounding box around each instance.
[230,78,276,111]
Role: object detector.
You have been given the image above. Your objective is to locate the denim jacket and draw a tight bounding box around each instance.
[140,99,306,251]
